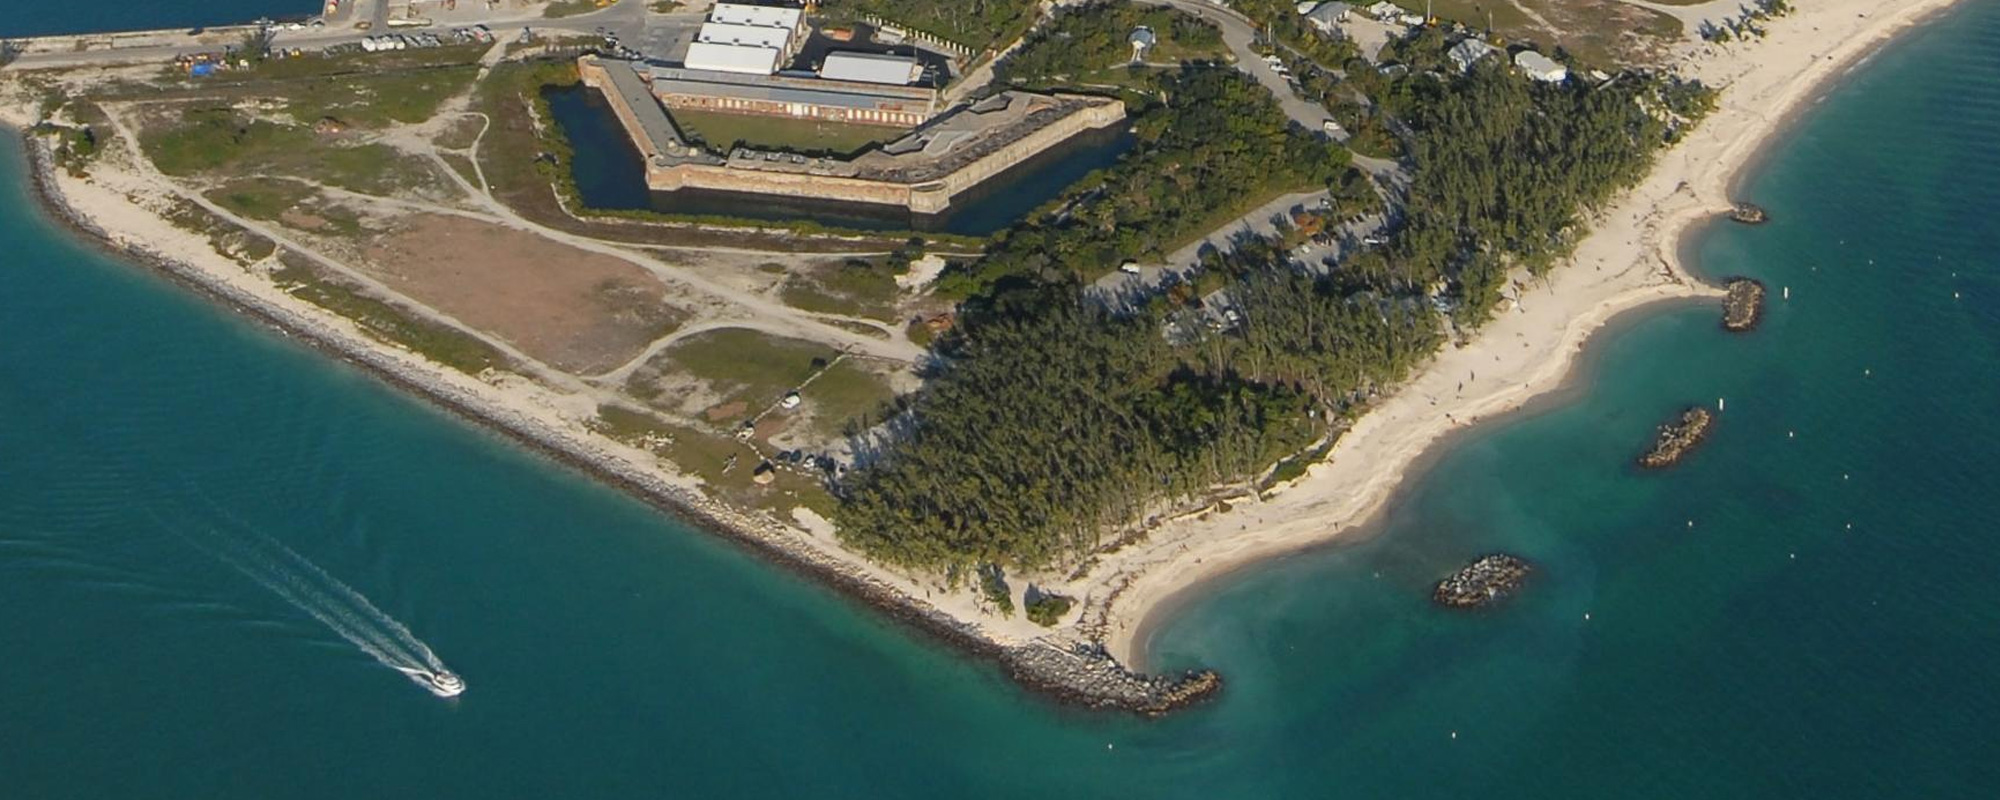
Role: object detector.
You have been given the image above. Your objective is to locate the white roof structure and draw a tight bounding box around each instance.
[1513,50,1568,83]
[684,41,782,76]
[697,22,794,50]
[819,51,921,85]
[1448,38,1497,73]
[708,3,804,30]
[1304,2,1352,32]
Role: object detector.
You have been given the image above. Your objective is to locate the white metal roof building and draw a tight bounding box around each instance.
[696,22,794,51]
[1448,38,1498,73]
[1513,50,1569,83]
[818,51,921,85]
[708,3,804,30]
[683,41,783,76]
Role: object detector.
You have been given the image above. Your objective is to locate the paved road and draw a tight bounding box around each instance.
[1134,0,1340,133]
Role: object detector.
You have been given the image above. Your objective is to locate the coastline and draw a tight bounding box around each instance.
[1093,0,1971,669]
[0,0,1967,717]
[4,126,1217,715]
[1121,290,1720,663]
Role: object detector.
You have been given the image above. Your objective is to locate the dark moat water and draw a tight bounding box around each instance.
[545,84,1134,236]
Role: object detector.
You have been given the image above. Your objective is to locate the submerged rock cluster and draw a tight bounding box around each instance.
[1728,202,1769,224]
[1007,641,1221,716]
[1432,554,1533,609]
[1639,407,1715,469]
[1722,278,1767,332]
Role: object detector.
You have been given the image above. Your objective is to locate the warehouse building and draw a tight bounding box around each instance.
[817,51,923,85]
[682,2,808,76]
[683,41,784,75]
[650,65,940,127]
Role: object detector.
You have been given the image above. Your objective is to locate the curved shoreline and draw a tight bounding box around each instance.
[6,129,1216,715]
[1100,0,1971,669]
[2,0,1968,717]
[1120,292,1719,666]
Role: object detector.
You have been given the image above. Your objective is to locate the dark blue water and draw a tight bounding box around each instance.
[3,1,316,37]
[546,84,1133,236]
[5,2,2000,798]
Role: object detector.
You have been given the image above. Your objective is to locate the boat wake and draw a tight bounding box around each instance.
[156,505,464,698]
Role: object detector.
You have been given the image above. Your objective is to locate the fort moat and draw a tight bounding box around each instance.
[574,56,1129,228]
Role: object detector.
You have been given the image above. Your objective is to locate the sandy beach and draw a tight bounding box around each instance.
[1090,0,1973,668]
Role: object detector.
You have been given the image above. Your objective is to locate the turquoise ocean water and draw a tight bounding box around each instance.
[4,3,1999,797]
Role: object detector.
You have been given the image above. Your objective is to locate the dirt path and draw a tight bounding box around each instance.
[423,65,920,364]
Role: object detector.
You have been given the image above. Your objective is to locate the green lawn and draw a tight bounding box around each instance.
[242,45,485,80]
[282,64,479,128]
[668,109,905,157]
[803,361,896,437]
[544,0,606,19]
[205,177,314,219]
[141,107,448,196]
[653,328,839,415]
[778,259,901,321]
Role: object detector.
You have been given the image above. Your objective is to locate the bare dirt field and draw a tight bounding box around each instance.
[360,214,687,373]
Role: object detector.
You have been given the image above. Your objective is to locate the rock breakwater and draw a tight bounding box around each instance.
[1007,641,1221,715]
[1723,278,1766,332]
[1639,407,1714,468]
[1432,554,1533,608]
[1728,202,1769,224]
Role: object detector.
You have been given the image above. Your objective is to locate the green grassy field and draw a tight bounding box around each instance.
[803,361,896,437]
[141,107,451,196]
[282,64,479,128]
[653,328,840,417]
[668,109,905,157]
[778,260,901,321]
[544,0,608,19]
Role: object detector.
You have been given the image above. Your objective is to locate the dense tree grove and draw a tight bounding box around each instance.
[828,0,1040,52]
[835,268,1438,571]
[1371,32,1719,316]
[836,297,1306,568]
[937,67,1348,298]
[835,18,1716,571]
[1228,0,1361,69]
[995,2,1225,83]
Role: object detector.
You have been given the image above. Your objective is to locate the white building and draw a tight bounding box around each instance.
[1513,50,1568,83]
[1365,1,1401,20]
[684,41,783,76]
[697,22,795,51]
[1448,38,1497,73]
[685,2,807,76]
[1302,2,1352,34]
[819,51,922,85]
[707,3,804,30]
[1128,25,1157,61]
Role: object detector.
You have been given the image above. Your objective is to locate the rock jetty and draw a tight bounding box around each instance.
[1432,554,1533,608]
[1007,641,1221,716]
[1722,278,1766,332]
[1638,407,1714,469]
[1728,202,1769,224]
